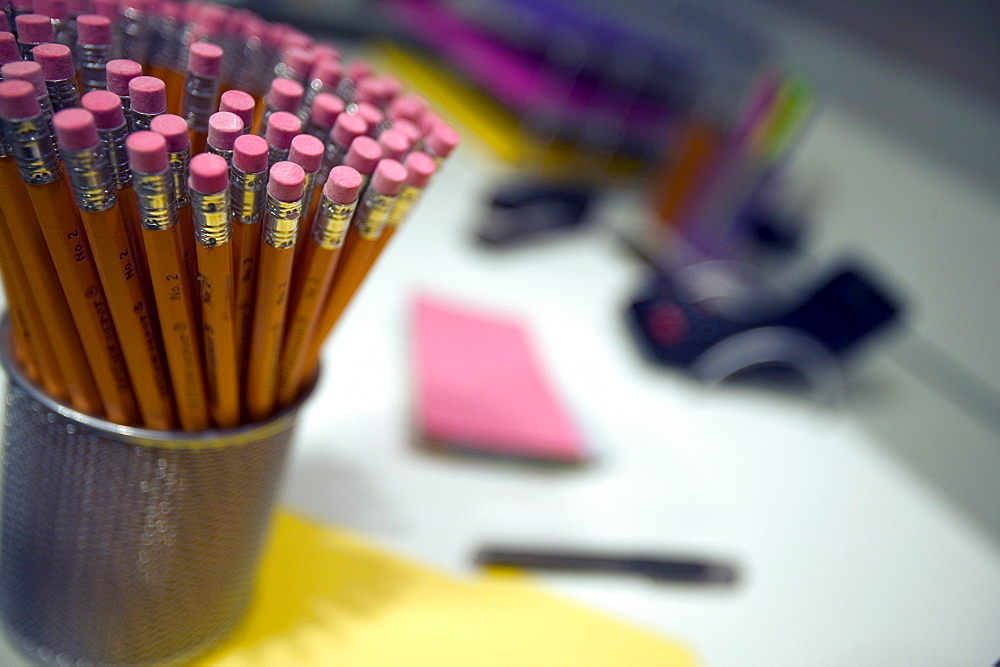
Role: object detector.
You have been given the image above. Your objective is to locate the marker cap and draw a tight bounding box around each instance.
[126,130,169,173]
[81,89,125,129]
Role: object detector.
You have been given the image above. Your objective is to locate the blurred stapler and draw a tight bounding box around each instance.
[476,180,596,246]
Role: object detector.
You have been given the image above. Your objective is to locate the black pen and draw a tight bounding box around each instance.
[475,547,738,584]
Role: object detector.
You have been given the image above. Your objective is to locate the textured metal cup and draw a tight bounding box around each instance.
[0,328,312,664]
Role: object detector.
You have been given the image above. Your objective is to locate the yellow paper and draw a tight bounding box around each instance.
[196,512,697,666]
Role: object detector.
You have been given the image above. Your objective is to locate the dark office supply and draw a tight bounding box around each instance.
[475,546,737,584]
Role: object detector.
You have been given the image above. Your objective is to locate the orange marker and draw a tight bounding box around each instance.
[0,80,138,424]
[128,130,210,431]
[245,161,305,421]
[190,152,240,428]
[278,166,362,406]
[55,108,176,430]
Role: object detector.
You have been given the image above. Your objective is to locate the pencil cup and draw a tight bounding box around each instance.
[0,326,313,664]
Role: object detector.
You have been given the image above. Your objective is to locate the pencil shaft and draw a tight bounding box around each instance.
[0,158,102,414]
[245,244,294,421]
[196,242,240,428]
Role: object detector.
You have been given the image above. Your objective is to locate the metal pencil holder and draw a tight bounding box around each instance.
[0,328,312,664]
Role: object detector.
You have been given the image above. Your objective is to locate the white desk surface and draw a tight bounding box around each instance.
[1,97,998,667]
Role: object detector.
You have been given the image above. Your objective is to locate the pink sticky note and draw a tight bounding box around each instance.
[412,294,587,463]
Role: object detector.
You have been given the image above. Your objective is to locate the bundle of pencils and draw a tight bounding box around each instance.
[0,0,459,430]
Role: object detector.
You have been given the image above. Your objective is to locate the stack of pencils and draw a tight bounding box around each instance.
[0,0,459,430]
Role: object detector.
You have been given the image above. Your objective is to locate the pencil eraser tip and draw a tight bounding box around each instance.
[0,79,40,120]
[53,107,99,151]
[1,60,45,97]
[264,110,300,151]
[77,14,112,46]
[81,89,125,129]
[310,58,342,87]
[126,130,169,173]
[219,89,255,127]
[34,0,68,20]
[92,0,120,19]
[391,118,422,143]
[232,133,268,173]
[189,152,229,194]
[150,113,189,152]
[14,14,54,44]
[325,165,362,204]
[426,123,459,158]
[33,43,75,81]
[281,47,313,78]
[128,75,166,114]
[266,77,303,113]
[208,111,243,151]
[267,161,305,202]
[343,135,381,175]
[187,41,223,77]
[404,151,436,188]
[377,128,411,161]
[331,111,367,148]
[371,158,407,196]
[387,94,427,122]
[288,133,323,173]
[354,101,383,135]
[106,59,143,96]
[309,91,343,130]
[0,33,18,67]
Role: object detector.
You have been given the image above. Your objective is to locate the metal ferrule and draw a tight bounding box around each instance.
[262,194,301,248]
[191,189,230,247]
[77,43,110,92]
[353,185,399,240]
[97,123,132,189]
[205,143,233,163]
[335,79,355,106]
[121,6,150,65]
[311,195,358,249]
[18,41,44,60]
[52,18,75,52]
[131,168,177,231]
[231,39,263,95]
[272,62,307,86]
[228,164,266,226]
[315,140,348,189]
[148,16,179,70]
[46,78,81,112]
[299,81,339,124]
[117,94,133,131]
[1,114,60,184]
[167,148,190,207]
[182,71,219,133]
[303,119,330,142]
[266,144,288,167]
[130,109,159,132]
[386,184,423,228]
[60,144,117,212]
[300,170,317,220]
[37,93,56,131]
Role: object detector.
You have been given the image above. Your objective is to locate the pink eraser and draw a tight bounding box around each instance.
[387,94,426,122]
[0,33,20,67]
[92,0,119,20]
[34,0,68,19]
[343,135,381,175]
[218,89,254,128]
[346,58,372,83]
[106,59,143,96]
[68,0,93,15]
[126,130,169,173]
[149,113,189,152]
[187,41,223,77]
[76,14,112,45]
[426,122,459,158]
[0,80,40,120]
[207,111,242,150]
[353,77,385,106]
[264,110,300,151]
[1,61,46,97]
[309,58,341,87]
[266,77,303,113]
[411,295,587,463]
[53,107,99,150]
[377,128,410,161]
[232,132,267,173]
[354,101,383,136]
[391,118,421,143]
[281,46,313,79]
[376,74,403,101]
[370,158,406,196]
[0,14,7,34]
[308,91,343,130]
[280,29,311,52]
[14,14,54,44]
[81,89,125,129]
[267,160,305,202]
[288,133,323,173]
[331,111,367,148]
[313,42,340,63]
[128,75,166,114]
[11,0,33,11]
[403,151,436,189]
[33,43,75,81]
[324,165,361,204]
[188,152,228,194]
